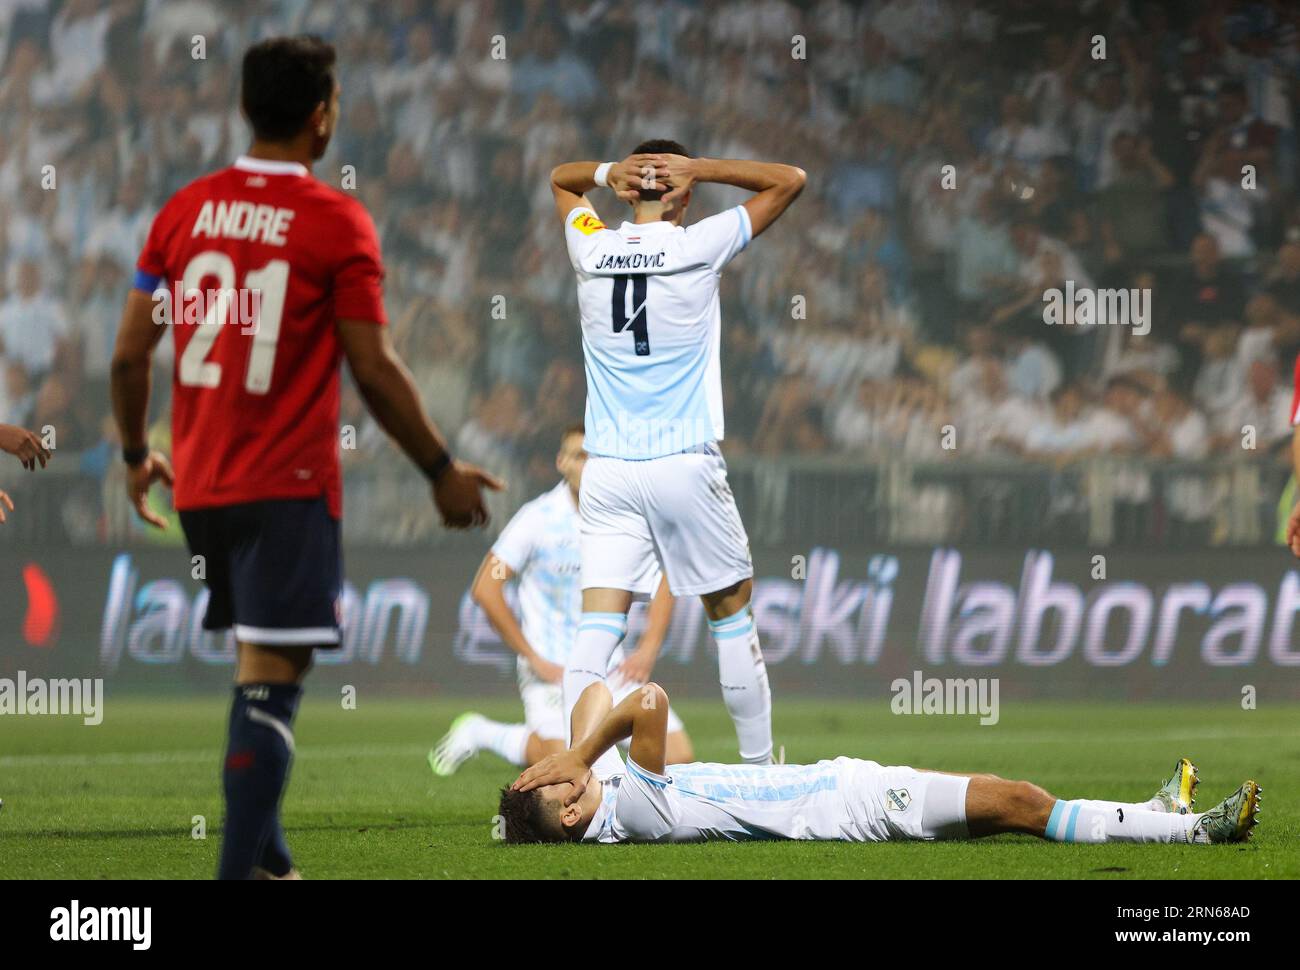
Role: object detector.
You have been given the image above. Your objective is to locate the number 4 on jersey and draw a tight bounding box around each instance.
[611,273,650,356]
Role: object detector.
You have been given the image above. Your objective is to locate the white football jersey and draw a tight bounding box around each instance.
[582,757,860,843]
[491,481,655,686]
[563,204,752,460]
[491,482,584,672]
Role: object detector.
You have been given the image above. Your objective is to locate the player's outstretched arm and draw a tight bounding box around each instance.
[660,156,805,237]
[110,288,174,529]
[470,553,561,683]
[0,423,52,524]
[513,682,670,804]
[0,424,51,470]
[338,319,504,529]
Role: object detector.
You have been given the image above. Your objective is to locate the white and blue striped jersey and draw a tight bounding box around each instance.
[491,482,583,678]
[582,757,862,843]
[563,204,752,460]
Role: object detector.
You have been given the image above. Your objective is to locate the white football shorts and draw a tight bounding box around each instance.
[579,442,753,597]
[839,760,971,842]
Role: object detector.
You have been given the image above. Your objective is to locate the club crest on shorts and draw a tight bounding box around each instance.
[886,788,911,812]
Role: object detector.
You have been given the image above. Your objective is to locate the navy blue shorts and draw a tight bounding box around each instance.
[179,497,342,648]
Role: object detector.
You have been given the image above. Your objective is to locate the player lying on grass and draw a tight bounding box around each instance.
[501,682,1261,846]
[430,424,692,774]
[0,423,52,523]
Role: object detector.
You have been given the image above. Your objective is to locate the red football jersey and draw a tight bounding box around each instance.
[135,156,386,518]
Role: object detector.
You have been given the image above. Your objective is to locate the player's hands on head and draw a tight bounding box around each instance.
[657,154,697,205]
[127,451,175,529]
[432,460,506,530]
[609,153,672,203]
[0,424,51,470]
[0,488,12,525]
[512,750,591,805]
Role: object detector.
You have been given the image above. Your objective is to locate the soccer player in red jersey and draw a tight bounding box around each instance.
[0,423,52,523]
[109,36,503,879]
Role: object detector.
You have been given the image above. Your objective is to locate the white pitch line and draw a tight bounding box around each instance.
[0,742,426,769]
[0,726,1290,768]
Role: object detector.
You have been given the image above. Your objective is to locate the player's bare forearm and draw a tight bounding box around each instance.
[672,156,805,236]
[690,157,804,194]
[338,320,450,471]
[638,576,675,663]
[513,684,669,795]
[550,161,598,221]
[551,161,600,195]
[470,554,538,663]
[110,289,166,450]
[573,682,669,774]
[568,680,614,750]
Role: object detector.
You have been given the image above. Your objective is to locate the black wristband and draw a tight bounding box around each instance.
[422,451,453,483]
[122,445,149,467]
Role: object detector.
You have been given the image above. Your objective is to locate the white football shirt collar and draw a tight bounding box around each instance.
[234,155,309,177]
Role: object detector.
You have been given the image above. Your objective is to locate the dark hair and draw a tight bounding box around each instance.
[241,36,336,142]
[631,139,691,202]
[498,787,565,844]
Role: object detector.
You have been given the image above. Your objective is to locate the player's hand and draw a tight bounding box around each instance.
[658,154,699,205]
[0,424,51,470]
[0,488,13,525]
[1286,501,1300,558]
[126,451,175,529]
[530,656,564,685]
[512,750,591,805]
[609,153,671,203]
[432,460,505,530]
[613,646,657,688]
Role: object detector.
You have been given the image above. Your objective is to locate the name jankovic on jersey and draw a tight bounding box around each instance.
[50,900,151,950]
[594,251,665,271]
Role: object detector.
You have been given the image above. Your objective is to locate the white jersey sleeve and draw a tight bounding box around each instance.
[682,205,752,274]
[614,758,678,840]
[490,501,540,573]
[563,205,611,272]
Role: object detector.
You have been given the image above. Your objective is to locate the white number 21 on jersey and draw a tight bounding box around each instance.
[176,250,289,395]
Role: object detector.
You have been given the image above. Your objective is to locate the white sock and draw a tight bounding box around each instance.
[710,606,773,764]
[467,718,530,767]
[1045,798,1198,844]
[1072,796,1167,814]
[562,612,627,747]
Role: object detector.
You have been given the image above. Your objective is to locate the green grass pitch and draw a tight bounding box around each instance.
[0,696,1295,879]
